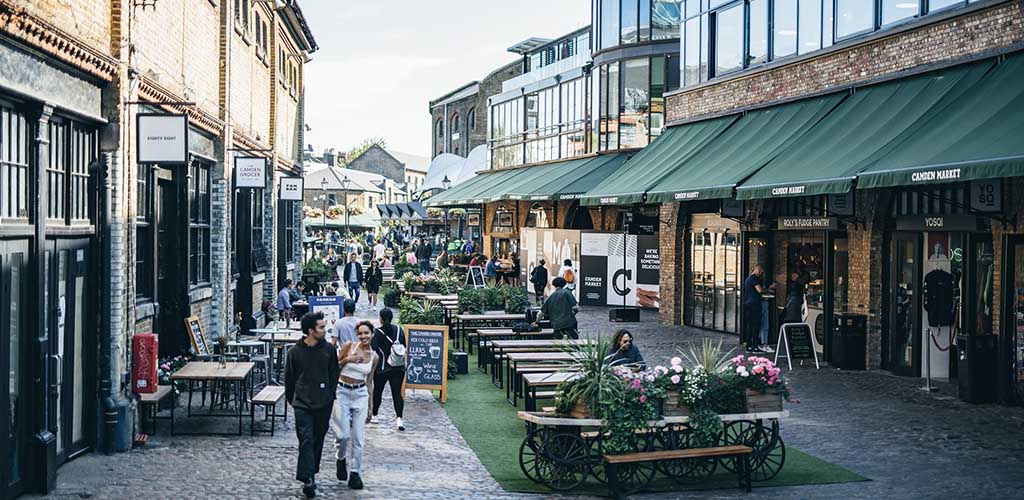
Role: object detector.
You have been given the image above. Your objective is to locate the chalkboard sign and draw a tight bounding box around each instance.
[403,324,449,403]
[466,266,485,288]
[774,323,819,370]
[184,315,210,356]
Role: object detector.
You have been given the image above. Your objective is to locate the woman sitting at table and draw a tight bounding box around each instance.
[603,329,645,369]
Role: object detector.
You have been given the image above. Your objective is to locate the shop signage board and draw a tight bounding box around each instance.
[774,323,819,370]
[519,228,582,300]
[828,193,855,216]
[466,266,485,288]
[404,324,448,403]
[184,315,210,357]
[970,180,1002,213]
[777,217,839,231]
[691,213,741,232]
[579,232,660,309]
[896,215,978,232]
[137,113,188,164]
[308,296,343,331]
[235,156,266,188]
[280,177,304,200]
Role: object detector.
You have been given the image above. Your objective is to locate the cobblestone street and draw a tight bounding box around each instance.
[27,306,1024,500]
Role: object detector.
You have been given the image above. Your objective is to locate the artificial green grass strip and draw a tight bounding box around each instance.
[439,353,868,496]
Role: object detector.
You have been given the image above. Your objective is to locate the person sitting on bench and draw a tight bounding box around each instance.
[603,329,645,369]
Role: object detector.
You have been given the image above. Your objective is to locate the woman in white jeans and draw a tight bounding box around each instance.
[332,320,377,490]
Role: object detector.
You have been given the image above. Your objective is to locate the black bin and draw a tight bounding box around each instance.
[957,335,998,404]
[832,313,867,370]
[451,351,469,375]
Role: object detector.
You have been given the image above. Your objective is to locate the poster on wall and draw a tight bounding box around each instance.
[578,232,660,308]
[519,228,582,300]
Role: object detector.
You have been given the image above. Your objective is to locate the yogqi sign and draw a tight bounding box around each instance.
[771,185,806,196]
[911,168,961,183]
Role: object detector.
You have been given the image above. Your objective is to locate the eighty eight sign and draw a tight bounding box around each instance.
[137,114,188,164]
[235,157,266,188]
[280,177,303,200]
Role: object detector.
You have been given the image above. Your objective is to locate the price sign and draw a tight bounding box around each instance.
[404,324,449,402]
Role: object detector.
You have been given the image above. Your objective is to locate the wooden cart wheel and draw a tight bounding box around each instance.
[586,432,608,484]
[605,432,657,494]
[675,426,719,483]
[519,428,550,484]
[748,420,786,482]
[719,420,757,473]
[654,425,688,478]
[541,432,591,491]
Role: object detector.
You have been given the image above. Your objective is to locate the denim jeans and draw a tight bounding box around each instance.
[348,281,361,303]
[418,260,431,274]
[760,301,770,346]
[294,406,332,482]
[332,385,369,473]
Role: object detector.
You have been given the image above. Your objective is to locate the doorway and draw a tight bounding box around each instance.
[48,238,94,463]
[0,239,29,499]
[1001,235,1024,405]
[886,232,920,376]
[157,174,188,356]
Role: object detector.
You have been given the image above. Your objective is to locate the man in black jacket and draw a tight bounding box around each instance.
[285,312,340,498]
[416,238,433,274]
[342,252,364,305]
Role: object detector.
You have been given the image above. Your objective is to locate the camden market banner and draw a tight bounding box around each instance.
[579,232,660,309]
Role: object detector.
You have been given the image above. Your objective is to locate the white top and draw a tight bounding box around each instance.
[373,243,387,261]
[340,345,375,381]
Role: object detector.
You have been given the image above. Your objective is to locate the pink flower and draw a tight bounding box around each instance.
[670,374,681,384]
[768,380,774,385]
[639,395,647,403]
[672,365,684,373]
[631,379,641,389]
[670,356,682,366]
[645,374,655,383]
[752,365,764,375]
[731,355,745,364]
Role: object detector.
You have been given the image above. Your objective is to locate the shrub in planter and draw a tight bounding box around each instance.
[382,286,401,308]
[458,288,484,314]
[553,337,621,418]
[303,257,334,284]
[481,282,506,311]
[505,286,530,314]
[394,256,417,277]
[434,268,462,295]
[398,297,444,325]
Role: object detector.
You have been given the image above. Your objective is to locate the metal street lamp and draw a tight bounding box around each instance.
[320,177,328,233]
[441,174,451,191]
[341,175,351,239]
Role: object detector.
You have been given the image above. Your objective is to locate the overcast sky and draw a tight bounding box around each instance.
[301,1,590,158]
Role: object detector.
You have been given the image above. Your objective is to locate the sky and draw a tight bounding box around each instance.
[300,1,590,159]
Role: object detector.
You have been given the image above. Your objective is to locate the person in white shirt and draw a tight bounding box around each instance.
[329,299,361,345]
[373,240,386,263]
[558,258,577,291]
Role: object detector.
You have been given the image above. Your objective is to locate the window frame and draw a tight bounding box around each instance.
[136,164,155,300]
[188,158,212,286]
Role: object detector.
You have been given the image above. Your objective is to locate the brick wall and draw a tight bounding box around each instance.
[666,1,1024,123]
[347,145,405,184]
[658,202,682,325]
[21,0,110,54]
[430,92,476,158]
[476,61,522,151]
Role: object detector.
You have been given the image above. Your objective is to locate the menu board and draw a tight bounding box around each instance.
[309,295,343,330]
[403,324,449,403]
[775,323,820,369]
[184,315,209,356]
[466,266,485,288]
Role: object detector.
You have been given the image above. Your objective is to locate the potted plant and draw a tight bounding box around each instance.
[730,354,789,412]
[434,269,463,295]
[504,286,530,314]
[481,282,506,313]
[458,288,484,314]
[553,337,621,418]
[381,286,401,308]
[398,297,444,325]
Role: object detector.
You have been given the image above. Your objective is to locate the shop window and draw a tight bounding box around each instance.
[1,105,30,220]
[526,203,551,228]
[713,4,744,76]
[620,58,650,149]
[136,164,154,300]
[836,0,875,39]
[889,186,967,216]
[251,189,266,273]
[468,108,476,132]
[46,121,67,221]
[283,200,297,264]
[686,228,741,333]
[492,207,514,232]
[189,159,211,285]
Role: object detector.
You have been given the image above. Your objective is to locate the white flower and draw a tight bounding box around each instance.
[736,366,749,377]
[645,374,655,383]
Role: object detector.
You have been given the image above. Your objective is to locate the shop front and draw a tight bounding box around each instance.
[685,213,742,334]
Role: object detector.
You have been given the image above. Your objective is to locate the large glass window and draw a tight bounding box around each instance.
[622,0,639,44]
[136,164,153,299]
[46,121,67,221]
[773,0,798,59]
[714,4,744,76]
[652,0,682,39]
[882,0,918,25]
[799,0,823,54]
[607,62,620,150]
[683,16,701,85]
[1,105,29,220]
[251,188,265,273]
[639,0,652,41]
[189,159,211,285]
[836,0,875,38]
[620,58,650,149]
[601,0,621,49]
[686,228,741,333]
[749,0,768,65]
[599,55,674,151]
[650,56,666,139]
[929,0,963,12]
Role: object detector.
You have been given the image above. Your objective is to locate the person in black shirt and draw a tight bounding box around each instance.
[603,329,645,369]
[742,266,773,353]
[530,259,549,305]
[370,308,407,431]
[782,271,805,324]
[285,311,340,498]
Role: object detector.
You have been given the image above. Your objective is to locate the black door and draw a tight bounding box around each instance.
[157,175,188,356]
[885,232,921,377]
[0,239,29,499]
[234,188,254,334]
[1001,235,1024,405]
[48,238,94,463]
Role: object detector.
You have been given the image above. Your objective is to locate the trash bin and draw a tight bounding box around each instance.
[957,335,998,404]
[832,313,866,370]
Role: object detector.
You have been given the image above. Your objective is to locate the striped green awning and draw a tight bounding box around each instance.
[492,153,631,202]
[736,59,993,200]
[856,53,1024,189]
[580,116,737,205]
[644,93,845,203]
[423,168,518,206]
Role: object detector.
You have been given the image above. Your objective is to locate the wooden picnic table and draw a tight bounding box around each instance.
[503,352,581,406]
[522,371,581,411]
[453,313,525,353]
[475,329,555,372]
[171,361,255,436]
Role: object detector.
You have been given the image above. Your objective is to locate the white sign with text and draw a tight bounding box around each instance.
[137,114,188,164]
[235,157,266,188]
[280,177,304,200]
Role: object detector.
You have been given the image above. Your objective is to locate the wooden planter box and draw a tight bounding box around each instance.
[410,285,425,292]
[569,399,593,419]
[662,390,691,417]
[745,389,784,412]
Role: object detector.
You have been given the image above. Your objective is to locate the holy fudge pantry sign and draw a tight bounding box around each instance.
[235,157,266,188]
[137,114,188,164]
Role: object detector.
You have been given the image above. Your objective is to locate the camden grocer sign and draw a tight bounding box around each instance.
[235,157,266,188]
[137,114,188,164]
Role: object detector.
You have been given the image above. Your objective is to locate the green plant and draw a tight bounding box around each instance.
[157,356,191,394]
[458,288,484,314]
[434,268,463,295]
[505,286,530,314]
[302,257,334,283]
[604,368,664,454]
[553,337,622,416]
[382,286,401,308]
[679,337,736,374]
[481,282,506,311]
[394,255,417,277]
[398,297,444,325]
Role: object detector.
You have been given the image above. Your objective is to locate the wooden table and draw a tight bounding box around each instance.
[258,331,305,383]
[504,352,580,406]
[476,329,555,372]
[171,362,255,435]
[454,313,525,353]
[522,371,581,411]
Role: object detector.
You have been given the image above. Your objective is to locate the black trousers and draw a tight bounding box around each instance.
[533,283,545,302]
[743,303,762,349]
[294,406,332,482]
[553,326,579,340]
[372,369,405,418]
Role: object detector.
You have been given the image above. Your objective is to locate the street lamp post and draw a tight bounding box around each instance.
[320,177,328,235]
[341,175,351,239]
[441,175,451,248]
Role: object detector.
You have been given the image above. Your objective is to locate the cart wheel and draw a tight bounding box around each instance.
[719,420,757,473]
[541,432,591,491]
[605,432,657,494]
[675,426,718,483]
[519,428,550,484]
[586,432,608,484]
[748,421,786,482]
[654,426,688,478]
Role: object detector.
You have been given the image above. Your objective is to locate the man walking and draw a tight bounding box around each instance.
[330,299,360,345]
[535,277,579,339]
[530,259,549,305]
[343,253,363,304]
[285,312,340,498]
[416,237,433,274]
[742,265,773,353]
[277,279,294,326]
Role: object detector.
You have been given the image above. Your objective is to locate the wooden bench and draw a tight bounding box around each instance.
[604,446,753,499]
[381,268,396,283]
[250,386,287,436]
[138,385,175,435]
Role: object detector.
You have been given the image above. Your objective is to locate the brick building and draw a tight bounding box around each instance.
[0,1,316,496]
[429,60,522,158]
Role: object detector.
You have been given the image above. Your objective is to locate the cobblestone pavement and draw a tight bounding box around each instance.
[29,304,1024,500]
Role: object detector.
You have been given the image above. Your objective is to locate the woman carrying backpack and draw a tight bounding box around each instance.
[529,259,549,305]
[370,308,406,431]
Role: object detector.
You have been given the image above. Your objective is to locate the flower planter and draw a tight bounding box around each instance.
[424,285,439,294]
[662,390,691,417]
[745,389,784,413]
[410,285,425,292]
[569,399,593,419]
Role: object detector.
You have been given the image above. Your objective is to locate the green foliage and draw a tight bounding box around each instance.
[553,337,622,416]
[505,286,530,314]
[381,286,401,308]
[481,281,507,311]
[302,257,334,282]
[398,297,444,325]
[434,268,463,295]
[679,338,736,374]
[458,288,484,314]
[394,255,417,278]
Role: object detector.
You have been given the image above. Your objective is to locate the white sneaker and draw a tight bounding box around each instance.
[368,416,379,424]
[762,346,775,353]
[396,417,405,431]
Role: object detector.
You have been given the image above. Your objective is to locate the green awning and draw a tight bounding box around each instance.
[424,168,518,206]
[735,59,994,200]
[856,53,1024,189]
[581,116,737,205]
[492,153,631,202]
[645,93,845,203]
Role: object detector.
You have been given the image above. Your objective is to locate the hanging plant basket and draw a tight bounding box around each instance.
[744,388,784,413]
[662,390,691,417]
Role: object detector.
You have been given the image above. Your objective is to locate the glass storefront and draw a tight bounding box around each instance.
[685,215,741,333]
[595,54,678,152]
[489,76,588,168]
[596,0,683,50]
